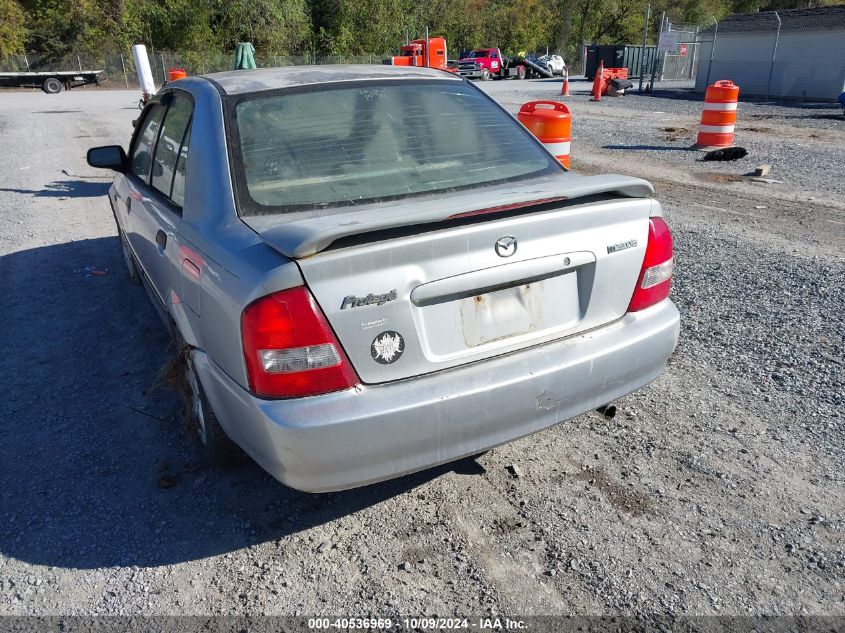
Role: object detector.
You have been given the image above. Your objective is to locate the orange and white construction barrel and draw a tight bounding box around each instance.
[694,80,740,149]
[517,101,572,168]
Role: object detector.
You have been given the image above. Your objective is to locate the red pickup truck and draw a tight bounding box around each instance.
[458,48,517,80]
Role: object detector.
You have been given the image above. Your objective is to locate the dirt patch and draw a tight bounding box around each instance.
[490,516,524,535]
[401,544,439,564]
[742,126,773,133]
[574,467,653,517]
[662,126,691,142]
[696,172,744,184]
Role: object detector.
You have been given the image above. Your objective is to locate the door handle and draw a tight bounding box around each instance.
[156,230,167,252]
[125,197,132,213]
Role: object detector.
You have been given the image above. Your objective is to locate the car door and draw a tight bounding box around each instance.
[127,92,194,307]
[123,102,167,297]
[490,51,500,74]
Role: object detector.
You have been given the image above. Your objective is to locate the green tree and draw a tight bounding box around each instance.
[10,0,780,69]
[0,0,28,57]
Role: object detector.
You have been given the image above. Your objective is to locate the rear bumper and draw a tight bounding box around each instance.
[195,300,680,492]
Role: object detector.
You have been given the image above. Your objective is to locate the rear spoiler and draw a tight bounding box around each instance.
[242,173,654,259]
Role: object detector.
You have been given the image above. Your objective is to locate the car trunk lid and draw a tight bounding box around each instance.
[243,173,655,384]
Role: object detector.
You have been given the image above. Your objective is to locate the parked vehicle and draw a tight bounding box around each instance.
[457,48,554,80]
[0,69,102,93]
[385,36,453,72]
[87,65,679,492]
[538,54,566,76]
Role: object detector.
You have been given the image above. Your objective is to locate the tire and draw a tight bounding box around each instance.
[185,353,239,466]
[118,228,142,286]
[480,68,491,81]
[42,78,62,94]
[517,65,526,80]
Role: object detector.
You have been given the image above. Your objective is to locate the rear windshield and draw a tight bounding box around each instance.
[229,79,558,215]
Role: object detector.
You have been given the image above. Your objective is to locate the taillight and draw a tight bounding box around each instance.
[241,287,359,398]
[627,217,673,312]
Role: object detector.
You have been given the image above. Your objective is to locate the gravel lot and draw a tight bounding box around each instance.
[0,83,843,620]
[479,78,845,205]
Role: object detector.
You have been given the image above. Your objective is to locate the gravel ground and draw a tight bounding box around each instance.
[0,86,843,621]
[479,78,845,206]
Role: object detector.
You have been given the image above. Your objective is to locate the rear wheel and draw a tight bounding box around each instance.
[42,78,63,94]
[185,354,239,466]
[480,68,491,81]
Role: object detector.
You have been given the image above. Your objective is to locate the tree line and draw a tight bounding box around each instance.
[1,0,840,65]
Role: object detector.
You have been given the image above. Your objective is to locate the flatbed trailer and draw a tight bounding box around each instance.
[0,70,103,94]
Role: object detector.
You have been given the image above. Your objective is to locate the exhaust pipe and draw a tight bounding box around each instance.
[596,404,616,420]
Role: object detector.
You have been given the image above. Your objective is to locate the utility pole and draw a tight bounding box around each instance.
[639,3,650,92]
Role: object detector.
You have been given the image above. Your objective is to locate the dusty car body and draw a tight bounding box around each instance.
[538,54,566,76]
[88,65,679,492]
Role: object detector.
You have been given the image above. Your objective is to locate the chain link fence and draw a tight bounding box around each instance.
[655,21,700,83]
[0,50,391,87]
[583,17,705,87]
[695,6,845,100]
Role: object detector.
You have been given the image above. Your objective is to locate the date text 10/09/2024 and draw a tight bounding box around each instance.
[307,618,528,630]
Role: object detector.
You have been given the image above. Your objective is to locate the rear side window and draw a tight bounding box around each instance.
[230,80,557,215]
[130,104,166,180]
[151,94,192,201]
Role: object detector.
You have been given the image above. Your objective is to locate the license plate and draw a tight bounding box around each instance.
[459,274,579,347]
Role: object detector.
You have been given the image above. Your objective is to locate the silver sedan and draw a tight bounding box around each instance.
[87,65,679,492]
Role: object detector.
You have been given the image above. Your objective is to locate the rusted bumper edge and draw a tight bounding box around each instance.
[194,299,680,492]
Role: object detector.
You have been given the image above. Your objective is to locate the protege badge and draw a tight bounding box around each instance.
[341,290,397,310]
[607,239,638,254]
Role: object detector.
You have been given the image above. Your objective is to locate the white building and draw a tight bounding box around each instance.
[696,6,845,101]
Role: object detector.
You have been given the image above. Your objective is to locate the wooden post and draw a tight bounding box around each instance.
[120,53,129,88]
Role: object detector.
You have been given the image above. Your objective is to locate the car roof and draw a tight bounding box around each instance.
[201,64,461,96]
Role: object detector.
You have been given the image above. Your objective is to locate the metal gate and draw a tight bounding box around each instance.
[657,22,700,81]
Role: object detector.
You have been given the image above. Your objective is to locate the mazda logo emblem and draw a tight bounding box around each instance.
[494,236,517,258]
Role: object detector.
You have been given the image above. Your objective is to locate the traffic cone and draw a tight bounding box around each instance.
[591,61,604,101]
[560,68,570,96]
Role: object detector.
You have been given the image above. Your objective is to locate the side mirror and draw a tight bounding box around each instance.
[87,145,127,172]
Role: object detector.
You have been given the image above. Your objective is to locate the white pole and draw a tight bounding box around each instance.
[131,44,156,102]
